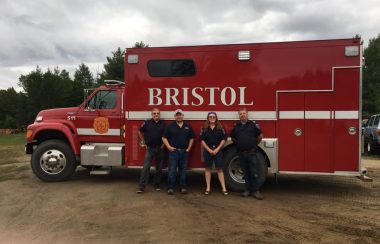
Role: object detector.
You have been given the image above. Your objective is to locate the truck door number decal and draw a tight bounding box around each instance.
[67,116,76,121]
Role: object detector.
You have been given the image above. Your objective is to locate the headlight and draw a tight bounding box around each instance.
[36,115,43,122]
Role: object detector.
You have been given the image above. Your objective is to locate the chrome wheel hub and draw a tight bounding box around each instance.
[228,156,245,183]
[40,149,66,174]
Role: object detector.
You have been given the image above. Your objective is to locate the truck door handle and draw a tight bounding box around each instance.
[294,128,302,136]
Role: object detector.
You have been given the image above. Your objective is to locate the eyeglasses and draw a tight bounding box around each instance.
[152,112,160,115]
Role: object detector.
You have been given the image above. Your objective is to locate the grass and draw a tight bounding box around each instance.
[0,134,29,181]
[0,133,26,146]
[0,133,27,165]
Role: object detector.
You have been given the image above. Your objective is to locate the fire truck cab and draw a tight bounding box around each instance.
[26,38,367,191]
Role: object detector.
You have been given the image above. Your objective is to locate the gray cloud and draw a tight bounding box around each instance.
[0,0,379,90]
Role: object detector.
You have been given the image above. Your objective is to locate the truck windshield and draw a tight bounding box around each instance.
[87,90,117,109]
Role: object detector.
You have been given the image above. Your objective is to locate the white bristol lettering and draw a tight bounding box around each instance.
[238,87,253,105]
[205,87,220,105]
[182,88,189,105]
[147,86,253,106]
[165,88,180,105]
[148,88,162,105]
[221,87,236,106]
[191,87,204,106]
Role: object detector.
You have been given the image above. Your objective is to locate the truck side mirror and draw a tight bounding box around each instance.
[84,88,96,111]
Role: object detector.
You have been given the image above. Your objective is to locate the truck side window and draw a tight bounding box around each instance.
[364,119,369,127]
[87,90,117,110]
[147,59,196,77]
[374,116,380,127]
[368,116,375,126]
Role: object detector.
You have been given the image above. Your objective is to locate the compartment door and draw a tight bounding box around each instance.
[333,68,360,171]
[278,93,305,171]
[304,93,333,172]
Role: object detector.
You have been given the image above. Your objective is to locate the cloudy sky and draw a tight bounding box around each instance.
[1,0,379,90]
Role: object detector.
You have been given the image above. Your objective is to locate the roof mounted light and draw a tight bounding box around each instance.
[238,50,250,61]
[128,54,139,64]
[104,80,125,86]
[345,46,359,57]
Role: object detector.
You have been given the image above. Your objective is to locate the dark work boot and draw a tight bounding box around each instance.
[241,190,251,197]
[252,191,263,200]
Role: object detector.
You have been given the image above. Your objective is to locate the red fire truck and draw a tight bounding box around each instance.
[26,38,368,191]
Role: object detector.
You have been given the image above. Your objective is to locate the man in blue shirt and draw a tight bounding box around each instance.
[231,107,264,200]
[137,108,166,193]
[162,109,194,195]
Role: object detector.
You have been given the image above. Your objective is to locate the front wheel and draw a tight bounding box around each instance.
[223,147,268,192]
[31,139,77,182]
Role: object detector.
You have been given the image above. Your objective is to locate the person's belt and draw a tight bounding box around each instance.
[175,148,187,151]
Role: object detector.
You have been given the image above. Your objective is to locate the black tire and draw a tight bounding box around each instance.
[31,139,77,182]
[364,138,371,155]
[367,137,379,155]
[372,139,380,155]
[223,147,268,192]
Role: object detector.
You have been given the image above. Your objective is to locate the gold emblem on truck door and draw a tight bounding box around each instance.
[93,117,109,134]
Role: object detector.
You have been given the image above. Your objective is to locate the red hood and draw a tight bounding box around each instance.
[36,107,79,121]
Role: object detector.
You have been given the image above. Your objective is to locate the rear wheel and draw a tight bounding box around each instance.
[223,147,268,192]
[31,139,77,182]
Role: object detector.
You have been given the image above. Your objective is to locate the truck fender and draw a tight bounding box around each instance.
[28,122,81,155]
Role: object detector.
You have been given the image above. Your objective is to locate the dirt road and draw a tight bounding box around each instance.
[0,156,379,243]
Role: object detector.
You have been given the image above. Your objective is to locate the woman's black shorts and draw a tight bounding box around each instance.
[203,150,223,169]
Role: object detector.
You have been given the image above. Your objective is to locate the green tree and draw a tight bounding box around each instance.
[0,88,18,128]
[18,66,74,123]
[98,42,149,85]
[99,47,125,83]
[74,63,94,88]
[72,63,95,105]
[134,41,149,48]
[363,34,380,118]
[0,88,27,129]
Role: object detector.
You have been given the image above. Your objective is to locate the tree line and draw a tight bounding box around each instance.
[0,37,379,129]
[0,42,148,129]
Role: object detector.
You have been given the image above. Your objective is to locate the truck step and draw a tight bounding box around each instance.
[90,168,111,175]
[357,175,373,182]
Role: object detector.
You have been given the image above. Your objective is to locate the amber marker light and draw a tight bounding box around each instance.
[26,130,33,139]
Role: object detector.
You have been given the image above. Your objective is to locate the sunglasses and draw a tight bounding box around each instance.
[152,112,160,115]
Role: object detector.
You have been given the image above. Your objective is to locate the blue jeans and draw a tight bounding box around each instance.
[138,146,163,188]
[168,150,188,189]
[239,152,260,193]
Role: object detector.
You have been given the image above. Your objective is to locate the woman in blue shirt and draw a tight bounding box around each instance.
[200,112,228,195]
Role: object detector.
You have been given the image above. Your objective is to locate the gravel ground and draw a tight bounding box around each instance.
[0,155,379,243]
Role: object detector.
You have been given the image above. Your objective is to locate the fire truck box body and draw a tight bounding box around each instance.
[26,38,364,189]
